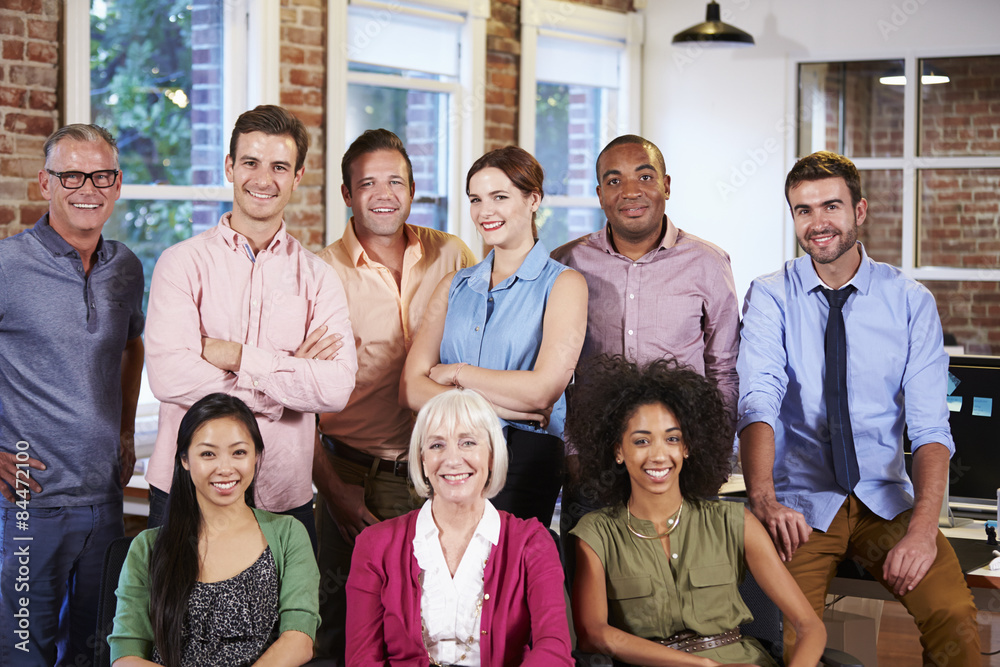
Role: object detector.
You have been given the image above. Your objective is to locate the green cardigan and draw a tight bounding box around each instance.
[108,508,320,662]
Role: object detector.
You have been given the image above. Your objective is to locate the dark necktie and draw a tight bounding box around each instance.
[822,286,860,493]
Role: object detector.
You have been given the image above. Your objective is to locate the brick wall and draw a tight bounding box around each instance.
[279,0,326,251]
[0,0,59,240]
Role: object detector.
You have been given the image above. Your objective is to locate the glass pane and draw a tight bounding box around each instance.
[919,55,1000,157]
[90,0,226,187]
[858,170,903,266]
[103,199,231,310]
[797,60,904,158]
[536,83,617,197]
[918,169,1000,269]
[536,207,605,250]
[921,281,1000,356]
[346,84,450,232]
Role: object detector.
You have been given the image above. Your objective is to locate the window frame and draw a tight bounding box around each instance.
[519,0,644,217]
[327,0,489,251]
[64,0,281,204]
[789,48,1000,282]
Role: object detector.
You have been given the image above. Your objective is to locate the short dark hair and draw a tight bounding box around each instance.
[565,355,732,507]
[43,124,119,169]
[341,129,414,195]
[229,105,309,173]
[595,134,666,183]
[785,151,863,208]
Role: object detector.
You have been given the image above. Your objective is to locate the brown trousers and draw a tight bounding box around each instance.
[784,495,980,667]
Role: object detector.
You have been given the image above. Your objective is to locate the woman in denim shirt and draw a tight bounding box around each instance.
[401,146,587,528]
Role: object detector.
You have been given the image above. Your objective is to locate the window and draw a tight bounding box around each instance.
[796,53,1000,353]
[520,0,643,249]
[64,0,280,444]
[327,0,489,248]
[65,0,280,306]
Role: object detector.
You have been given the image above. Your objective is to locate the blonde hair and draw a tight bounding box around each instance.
[409,389,508,499]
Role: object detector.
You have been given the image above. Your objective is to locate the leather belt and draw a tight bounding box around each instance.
[658,628,742,653]
[321,434,409,477]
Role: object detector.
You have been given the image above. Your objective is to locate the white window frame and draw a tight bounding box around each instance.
[64,0,280,203]
[327,0,489,250]
[789,48,1000,282]
[519,0,643,213]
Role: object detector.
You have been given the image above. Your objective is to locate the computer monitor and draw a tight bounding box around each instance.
[944,354,1000,517]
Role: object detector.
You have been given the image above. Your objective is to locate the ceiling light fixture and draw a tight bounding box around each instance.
[879,64,950,86]
[672,1,755,48]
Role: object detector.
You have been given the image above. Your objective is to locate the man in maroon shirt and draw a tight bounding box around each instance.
[552,134,740,534]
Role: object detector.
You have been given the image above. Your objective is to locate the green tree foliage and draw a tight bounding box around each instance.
[90,0,199,307]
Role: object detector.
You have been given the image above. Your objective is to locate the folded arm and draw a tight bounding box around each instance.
[401,270,587,416]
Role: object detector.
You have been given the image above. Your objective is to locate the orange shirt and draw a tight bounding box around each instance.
[317,221,474,460]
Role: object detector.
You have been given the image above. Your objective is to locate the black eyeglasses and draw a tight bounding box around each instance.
[46,169,120,190]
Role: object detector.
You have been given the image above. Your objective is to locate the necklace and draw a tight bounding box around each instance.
[422,557,489,666]
[626,500,683,540]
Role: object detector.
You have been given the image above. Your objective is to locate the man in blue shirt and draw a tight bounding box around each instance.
[0,124,145,666]
[738,151,979,664]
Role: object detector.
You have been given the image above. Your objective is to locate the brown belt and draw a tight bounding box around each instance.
[321,434,409,477]
[658,628,742,653]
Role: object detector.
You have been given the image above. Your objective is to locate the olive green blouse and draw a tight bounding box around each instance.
[571,500,777,666]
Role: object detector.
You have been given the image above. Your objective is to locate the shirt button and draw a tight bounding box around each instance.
[632,262,638,267]
[253,380,259,387]
[91,302,96,308]
[484,593,490,600]
[672,553,678,559]
[252,299,259,306]
[628,329,634,336]
[475,326,480,331]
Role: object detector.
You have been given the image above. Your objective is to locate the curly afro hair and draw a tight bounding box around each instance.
[565,355,733,507]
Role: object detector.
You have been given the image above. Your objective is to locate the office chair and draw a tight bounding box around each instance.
[94,535,134,667]
[739,569,864,667]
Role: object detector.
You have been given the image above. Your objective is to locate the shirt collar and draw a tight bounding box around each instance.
[415,499,501,547]
[32,213,110,263]
[469,239,551,295]
[596,215,678,259]
[342,217,423,267]
[799,241,872,296]
[218,212,287,256]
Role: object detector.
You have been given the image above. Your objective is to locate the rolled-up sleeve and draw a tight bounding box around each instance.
[737,278,789,434]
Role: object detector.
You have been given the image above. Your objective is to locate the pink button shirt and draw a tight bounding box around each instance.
[145,214,357,511]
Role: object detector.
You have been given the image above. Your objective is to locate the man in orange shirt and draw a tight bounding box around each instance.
[313,129,474,662]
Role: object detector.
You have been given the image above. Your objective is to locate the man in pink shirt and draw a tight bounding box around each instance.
[144,105,357,548]
[551,134,740,535]
[312,129,474,661]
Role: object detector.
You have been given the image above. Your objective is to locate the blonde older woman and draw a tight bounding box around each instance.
[346,389,572,666]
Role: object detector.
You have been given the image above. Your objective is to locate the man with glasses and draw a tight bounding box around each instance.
[0,124,145,665]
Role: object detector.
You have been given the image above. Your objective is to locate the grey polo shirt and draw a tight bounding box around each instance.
[0,215,144,508]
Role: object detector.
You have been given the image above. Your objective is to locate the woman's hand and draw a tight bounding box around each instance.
[429,362,464,387]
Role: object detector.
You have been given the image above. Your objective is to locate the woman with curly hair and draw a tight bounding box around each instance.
[567,356,825,667]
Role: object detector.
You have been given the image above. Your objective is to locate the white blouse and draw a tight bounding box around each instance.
[412,499,500,667]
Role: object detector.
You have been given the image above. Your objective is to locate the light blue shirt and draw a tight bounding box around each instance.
[737,244,953,532]
[440,241,568,437]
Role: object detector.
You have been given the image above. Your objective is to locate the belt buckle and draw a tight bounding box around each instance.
[393,459,407,477]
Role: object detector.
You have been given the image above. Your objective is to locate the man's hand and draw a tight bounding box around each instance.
[883,527,937,596]
[294,325,343,361]
[748,496,812,562]
[120,432,137,487]
[323,482,378,545]
[202,337,242,372]
[0,451,45,503]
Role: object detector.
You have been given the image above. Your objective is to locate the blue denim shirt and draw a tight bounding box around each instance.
[440,241,568,438]
[737,244,953,532]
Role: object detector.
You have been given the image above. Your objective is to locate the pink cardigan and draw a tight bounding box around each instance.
[346,507,573,666]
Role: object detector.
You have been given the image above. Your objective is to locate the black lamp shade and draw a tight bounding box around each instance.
[672,1,755,47]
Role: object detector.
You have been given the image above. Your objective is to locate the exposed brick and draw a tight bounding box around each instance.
[27,89,55,110]
[3,0,43,11]
[281,45,305,65]
[20,203,47,224]
[0,16,25,36]
[25,17,56,41]
[3,113,54,137]
[0,206,16,225]
[288,68,323,88]
[2,39,24,60]
[0,85,26,107]
[9,64,57,88]
[283,25,322,47]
